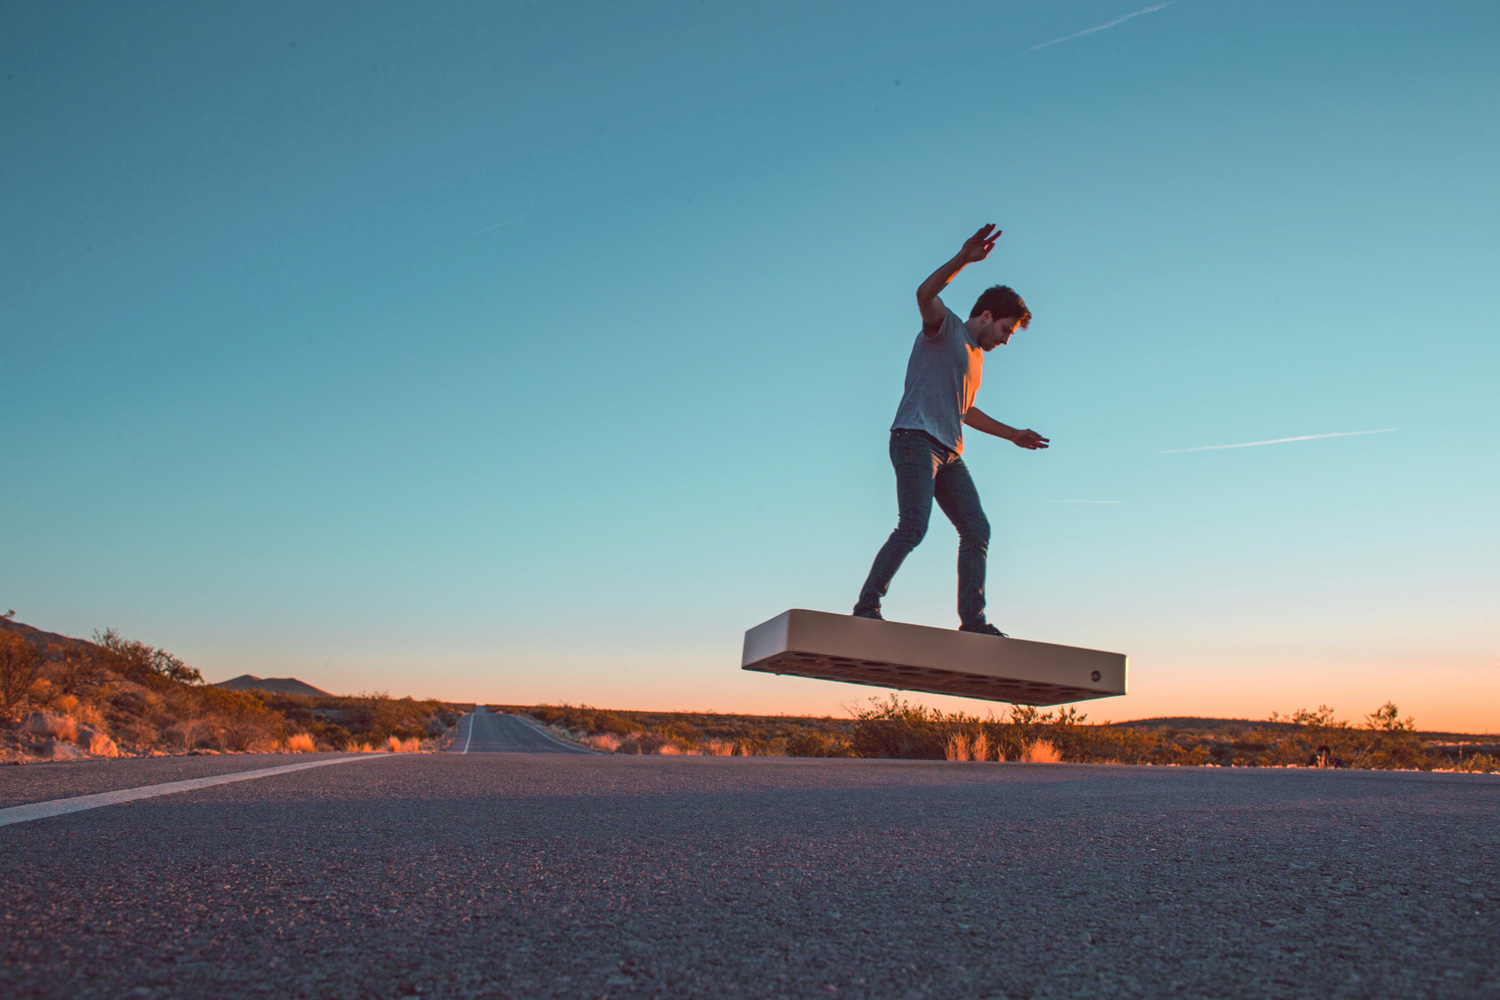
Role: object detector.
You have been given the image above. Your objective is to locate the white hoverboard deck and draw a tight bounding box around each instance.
[742,609,1126,706]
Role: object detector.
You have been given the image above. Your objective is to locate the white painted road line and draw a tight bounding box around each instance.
[0,755,394,828]
[462,711,475,754]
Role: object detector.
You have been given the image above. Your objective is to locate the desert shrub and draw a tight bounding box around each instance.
[1356,702,1426,769]
[1063,723,1164,764]
[786,731,855,758]
[164,718,213,749]
[528,704,585,730]
[850,696,954,759]
[92,629,203,685]
[656,720,704,745]
[1218,702,1429,770]
[346,691,443,742]
[48,695,106,729]
[592,711,637,736]
[239,690,455,748]
[49,650,106,697]
[0,631,47,715]
[284,733,317,753]
[527,705,637,737]
[514,704,839,755]
[1160,742,1213,766]
[850,700,1243,765]
[197,686,282,751]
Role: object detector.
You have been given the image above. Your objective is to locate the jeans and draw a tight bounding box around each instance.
[854,429,991,627]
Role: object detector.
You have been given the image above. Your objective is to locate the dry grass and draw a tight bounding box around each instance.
[579,731,747,757]
[945,731,996,762]
[1022,739,1063,763]
[1445,754,1500,773]
[384,735,422,753]
[50,694,93,722]
[26,712,78,742]
[284,733,317,753]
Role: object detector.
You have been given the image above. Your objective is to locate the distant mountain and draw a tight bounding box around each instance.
[215,674,333,698]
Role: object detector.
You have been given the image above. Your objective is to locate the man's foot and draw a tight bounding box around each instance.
[959,622,1008,637]
[852,608,884,621]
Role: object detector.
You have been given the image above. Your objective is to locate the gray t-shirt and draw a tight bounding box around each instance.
[889,307,984,454]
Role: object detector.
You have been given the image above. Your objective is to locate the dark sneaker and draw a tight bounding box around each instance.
[852,608,884,621]
[960,622,1008,638]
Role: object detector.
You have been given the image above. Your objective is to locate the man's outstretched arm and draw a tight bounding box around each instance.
[917,224,1001,337]
[964,405,1049,450]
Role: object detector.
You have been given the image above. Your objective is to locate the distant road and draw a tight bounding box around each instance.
[451,707,593,754]
[2,750,1495,999]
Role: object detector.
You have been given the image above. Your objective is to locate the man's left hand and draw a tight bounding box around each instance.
[1012,429,1049,450]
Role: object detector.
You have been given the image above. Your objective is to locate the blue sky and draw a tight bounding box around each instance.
[4,1,1497,731]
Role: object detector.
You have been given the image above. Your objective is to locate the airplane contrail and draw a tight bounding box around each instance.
[470,212,531,236]
[1157,428,1398,454]
[1027,1,1177,52]
[1040,500,1123,504]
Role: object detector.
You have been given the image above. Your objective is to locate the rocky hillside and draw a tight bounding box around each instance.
[1,615,460,763]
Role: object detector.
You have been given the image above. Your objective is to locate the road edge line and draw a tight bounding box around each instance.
[508,713,602,754]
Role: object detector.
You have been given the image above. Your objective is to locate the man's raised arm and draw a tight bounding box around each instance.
[917,224,1002,336]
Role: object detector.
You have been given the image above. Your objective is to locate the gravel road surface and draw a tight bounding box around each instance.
[2,714,1495,1000]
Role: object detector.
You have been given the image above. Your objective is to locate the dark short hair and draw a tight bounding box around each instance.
[970,285,1031,329]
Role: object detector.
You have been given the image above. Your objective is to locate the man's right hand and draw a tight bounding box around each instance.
[958,224,1001,263]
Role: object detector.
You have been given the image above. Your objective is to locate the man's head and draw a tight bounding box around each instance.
[968,285,1031,351]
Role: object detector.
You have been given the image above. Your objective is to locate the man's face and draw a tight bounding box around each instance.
[979,313,1022,350]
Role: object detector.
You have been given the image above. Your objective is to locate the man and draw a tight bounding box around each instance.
[852,224,1048,636]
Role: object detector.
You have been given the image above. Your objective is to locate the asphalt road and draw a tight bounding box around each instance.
[2,717,1496,1000]
[453,708,594,754]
